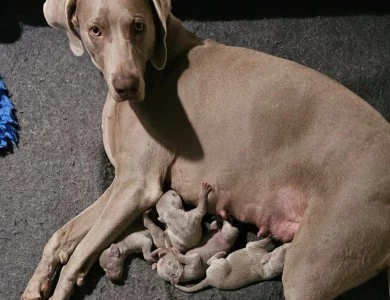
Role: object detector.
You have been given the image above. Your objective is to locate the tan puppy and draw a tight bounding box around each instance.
[98,213,165,281]
[156,183,211,252]
[155,219,239,285]
[176,238,290,292]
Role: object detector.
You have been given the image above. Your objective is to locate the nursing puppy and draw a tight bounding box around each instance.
[155,219,239,285]
[99,212,165,281]
[156,182,211,252]
[176,238,290,292]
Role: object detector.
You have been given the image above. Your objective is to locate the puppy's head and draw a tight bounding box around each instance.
[43,0,171,102]
[99,244,124,281]
[156,190,183,216]
[155,247,183,285]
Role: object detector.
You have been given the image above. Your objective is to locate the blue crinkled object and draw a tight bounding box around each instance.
[0,77,18,150]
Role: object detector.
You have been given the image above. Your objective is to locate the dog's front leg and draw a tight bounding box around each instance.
[21,183,114,300]
[49,176,163,300]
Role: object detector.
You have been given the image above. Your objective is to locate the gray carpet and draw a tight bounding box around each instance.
[0,1,389,299]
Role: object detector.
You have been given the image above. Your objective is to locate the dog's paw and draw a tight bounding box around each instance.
[21,295,42,300]
[21,276,52,300]
[21,292,42,300]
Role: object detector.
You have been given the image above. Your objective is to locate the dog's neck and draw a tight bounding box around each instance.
[164,14,202,65]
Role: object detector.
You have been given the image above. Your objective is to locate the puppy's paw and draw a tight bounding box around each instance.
[261,243,290,279]
[201,182,212,194]
[207,251,226,265]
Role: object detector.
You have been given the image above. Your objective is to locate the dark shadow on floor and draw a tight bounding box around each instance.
[72,263,106,300]
[0,0,46,43]
[172,0,390,20]
[2,0,390,43]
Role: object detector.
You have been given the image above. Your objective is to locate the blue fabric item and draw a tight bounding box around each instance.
[0,77,18,149]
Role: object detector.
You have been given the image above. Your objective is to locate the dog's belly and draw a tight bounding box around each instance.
[170,156,309,242]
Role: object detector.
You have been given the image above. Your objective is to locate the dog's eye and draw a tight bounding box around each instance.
[134,21,144,33]
[89,26,102,37]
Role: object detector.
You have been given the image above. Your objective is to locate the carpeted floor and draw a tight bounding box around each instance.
[0,1,389,299]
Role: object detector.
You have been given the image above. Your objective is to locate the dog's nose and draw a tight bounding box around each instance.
[112,73,140,99]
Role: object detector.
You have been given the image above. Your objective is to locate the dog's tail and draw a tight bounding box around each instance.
[175,278,210,292]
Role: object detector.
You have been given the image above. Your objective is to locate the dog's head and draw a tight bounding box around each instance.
[43,0,171,102]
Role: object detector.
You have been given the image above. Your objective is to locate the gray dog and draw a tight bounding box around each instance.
[22,0,390,299]
[176,238,290,292]
[154,219,239,285]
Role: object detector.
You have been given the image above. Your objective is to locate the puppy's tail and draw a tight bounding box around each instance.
[175,278,210,292]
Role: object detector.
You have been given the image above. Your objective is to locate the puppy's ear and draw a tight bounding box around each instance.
[158,249,168,258]
[150,0,171,70]
[43,0,84,56]
[108,244,120,258]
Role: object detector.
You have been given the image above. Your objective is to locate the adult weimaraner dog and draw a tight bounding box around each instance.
[22,0,390,299]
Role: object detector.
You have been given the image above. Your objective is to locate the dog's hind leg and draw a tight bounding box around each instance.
[21,183,114,300]
[282,187,390,300]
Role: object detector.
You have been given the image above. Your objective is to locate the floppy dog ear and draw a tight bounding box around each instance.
[150,0,171,70]
[43,0,84,56]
